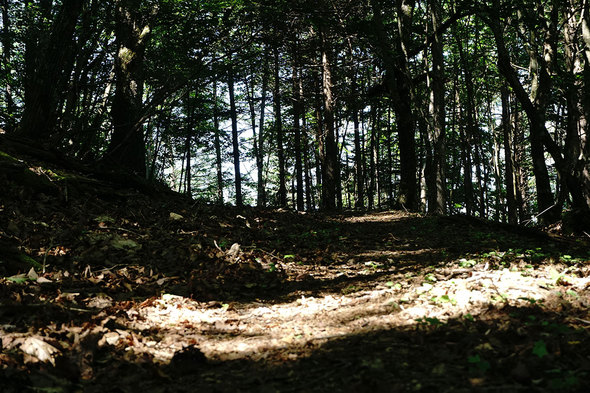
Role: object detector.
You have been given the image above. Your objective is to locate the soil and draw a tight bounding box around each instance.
[1,143,590,392]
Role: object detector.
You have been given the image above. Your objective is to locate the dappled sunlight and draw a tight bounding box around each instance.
[2,180,589,392]
[119,259,590,366]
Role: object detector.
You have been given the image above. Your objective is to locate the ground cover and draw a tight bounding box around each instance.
[1,147,590,392]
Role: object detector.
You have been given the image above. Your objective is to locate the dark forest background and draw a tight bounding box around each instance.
[1,0,589,229]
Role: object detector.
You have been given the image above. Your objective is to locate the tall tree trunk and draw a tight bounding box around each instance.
[184,136,191,195]
[292,47,305,211]
[491,103,503,222]
[108,0,151,176]
[314,71,325,208]
[1,0,15,130]
[426,0,446,214]
[488,4,562,223]
[227,70,242,207]
[512,103,528,221]
[257,49,269,207]
[213,81,224,204]
[320,29,338,210]
[353,107,365,209]
[183,89,195,197]
[18,0,85,141]
[273,46,287,207]
[367,103,377,210]
[394,0,418,210]
[373,106,381,208]
[455,29,476,216]
[563,0,590,216]
[386,107,394,207]
[501,84,518,224]
[303,113,313,211]
[368,0,418,210]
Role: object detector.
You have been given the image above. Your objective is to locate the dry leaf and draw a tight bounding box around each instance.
[169,212,184,221]
[226,243,241,258]
[20,337,60,366]
[27,267,38,280]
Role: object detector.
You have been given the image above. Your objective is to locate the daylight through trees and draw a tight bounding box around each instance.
[1,0,589,228]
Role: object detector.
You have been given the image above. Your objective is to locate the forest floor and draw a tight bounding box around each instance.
[1,143,590,392]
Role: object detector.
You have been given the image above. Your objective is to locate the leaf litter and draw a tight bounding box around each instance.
[1,151,590,392]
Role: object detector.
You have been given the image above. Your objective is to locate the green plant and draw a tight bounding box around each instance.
[432,294,457,305]
[424,273,437,283]
[458,258,476,268]
[416,317,443,327]
[532,340,548,358]
[342,285,359,294]
[468,354,490,373]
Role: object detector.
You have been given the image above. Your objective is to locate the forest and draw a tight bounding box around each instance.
[1,0,589,227]
[1,0,590,392]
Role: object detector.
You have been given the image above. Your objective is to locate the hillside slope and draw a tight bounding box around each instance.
[1,141,590,392]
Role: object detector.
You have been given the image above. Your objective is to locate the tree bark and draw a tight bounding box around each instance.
[273,46,287,207]
[227,70,242,207]
[213,81,224,204]
[320,28,338,210]
[426,0,447,215]
[108,0,151,176]
[1,0,15,130]
[257,49,269,207]
[487,7,559,223]
[369,0,418,210]
[18,0,85,141]
[501,84,518,224]
[292,45,305,211]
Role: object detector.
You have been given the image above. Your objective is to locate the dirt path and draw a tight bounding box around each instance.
[2,202,590,392]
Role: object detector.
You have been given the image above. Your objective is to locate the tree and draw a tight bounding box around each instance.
[425,0,447,214]
[17,0,86,141]
[107,0,153,176]
[368,0,419,210]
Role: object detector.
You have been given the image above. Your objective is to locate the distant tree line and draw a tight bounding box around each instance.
[1,0,589,227]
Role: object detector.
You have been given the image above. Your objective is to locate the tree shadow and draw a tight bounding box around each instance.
[4,304,587,393]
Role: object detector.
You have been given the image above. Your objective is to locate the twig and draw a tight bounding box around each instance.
[98,226,142,236]
[574,317,590,325]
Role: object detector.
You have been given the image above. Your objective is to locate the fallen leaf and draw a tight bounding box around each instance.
[169,212,184,221]
[27,267,38,280]
[20,337,60,366]
[226,243,241,258]
[6,274,28,284]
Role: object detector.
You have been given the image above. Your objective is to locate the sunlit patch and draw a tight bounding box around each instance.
[119,262,590,366]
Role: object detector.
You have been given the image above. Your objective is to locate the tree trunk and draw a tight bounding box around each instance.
[488,4,562,223]
[501,84,518,224]
[213,81,224,204]
[108,0,151,176]
[1,0,15,130]
[455,29,476,216]
[320,29,338,210]
[292,48,305,211]
[273,46,287,207]
[227,70,242,207]
[426,0,446,215]
[563,0,590,215]
[257,50,269,207]
[386,107,394,207]
[303,113,313,211]
[368,104,376,210]
[18,0,85,141]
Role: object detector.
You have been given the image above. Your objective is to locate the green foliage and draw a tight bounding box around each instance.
[532,340,548,358]
[467,354,491,374]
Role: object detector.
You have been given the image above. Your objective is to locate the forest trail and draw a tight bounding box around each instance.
[1,149,590,392]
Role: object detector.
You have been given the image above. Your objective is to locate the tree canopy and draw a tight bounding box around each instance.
[1,0,589,229]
